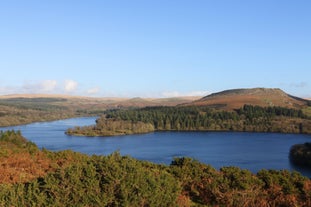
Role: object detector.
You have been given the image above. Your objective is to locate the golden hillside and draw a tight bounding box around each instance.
[186,88,310,110]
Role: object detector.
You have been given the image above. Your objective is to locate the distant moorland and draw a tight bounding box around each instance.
[0,94,198,127]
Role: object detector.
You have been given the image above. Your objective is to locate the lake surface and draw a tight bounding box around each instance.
[1,117,311,177]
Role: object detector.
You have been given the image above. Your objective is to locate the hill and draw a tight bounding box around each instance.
[186,88,310,110]
[107,96,201,108]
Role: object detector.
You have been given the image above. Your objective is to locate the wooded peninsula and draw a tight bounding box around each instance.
[66,104,311,136]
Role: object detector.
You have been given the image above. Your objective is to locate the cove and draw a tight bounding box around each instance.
[1,117,311,177]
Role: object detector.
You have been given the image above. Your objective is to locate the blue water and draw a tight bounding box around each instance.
[1,117,311,177]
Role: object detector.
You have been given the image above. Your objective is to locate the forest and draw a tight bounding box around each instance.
[67,105,311,136]
[1,130,311,207]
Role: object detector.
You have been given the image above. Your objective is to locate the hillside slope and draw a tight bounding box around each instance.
[187,88,310,110]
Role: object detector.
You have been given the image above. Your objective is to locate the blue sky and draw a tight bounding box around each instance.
[0,0,310,98]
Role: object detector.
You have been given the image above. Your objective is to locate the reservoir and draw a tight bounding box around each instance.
[1,117,311,177]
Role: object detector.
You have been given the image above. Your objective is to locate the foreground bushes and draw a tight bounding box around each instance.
[1,131,311,206]
[170,158,311,207]
[0,153,180,207]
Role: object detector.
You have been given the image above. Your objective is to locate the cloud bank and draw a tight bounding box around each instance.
[21,80,58,93]
[64,80,78,92]
[161,90,209,98]
[0,80,80,95]
[86,87,100,95]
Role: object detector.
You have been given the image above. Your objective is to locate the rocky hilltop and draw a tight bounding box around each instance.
[187,88,310,110]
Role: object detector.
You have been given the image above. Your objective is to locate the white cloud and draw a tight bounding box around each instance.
[161,90,209,98]
[0,80,59,95]
[22,80,58,93]
[0,79,81,95]
[186,91,210,96]
[40,80,57,92]
[64,80,78,92]
[87,87,100,95]
[161,91,181,97]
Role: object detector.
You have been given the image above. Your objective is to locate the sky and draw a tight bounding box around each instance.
[0,0,310,98]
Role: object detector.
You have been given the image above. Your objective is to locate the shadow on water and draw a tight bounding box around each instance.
[289,161,311,178]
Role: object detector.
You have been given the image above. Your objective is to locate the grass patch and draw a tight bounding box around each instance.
[302,106,311,117]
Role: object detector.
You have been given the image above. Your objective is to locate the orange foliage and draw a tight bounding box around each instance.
[0,151,53,184]
[0,141,82,184]
[176,193,191,207]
